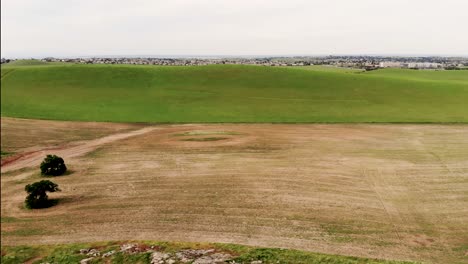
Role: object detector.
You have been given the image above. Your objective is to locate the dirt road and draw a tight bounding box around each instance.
[1,126,158,173]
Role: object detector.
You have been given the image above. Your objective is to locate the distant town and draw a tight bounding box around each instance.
[2,56,467,70]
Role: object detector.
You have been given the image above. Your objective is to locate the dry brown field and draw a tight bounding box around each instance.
[1,117,467,263]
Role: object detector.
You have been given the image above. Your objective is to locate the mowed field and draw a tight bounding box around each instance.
[2,64,468,123]
[1,118,467,263]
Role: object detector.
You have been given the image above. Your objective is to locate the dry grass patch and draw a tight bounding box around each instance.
[181,137,229,142]
[0,117,142,154]
[1,121,467,264]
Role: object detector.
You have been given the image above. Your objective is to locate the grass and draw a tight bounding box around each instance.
[3,59,49,66]
[1,64,467,123]
[0,241,417,264]
[0,117,141,154]
[1,150,13,157]
[1,245,40,264]
[2,59,71,67]
[295,65,365,73]
[1,228,48,237]
[363,68,468,84]
[231,247,414,264]
[0,217,22,223]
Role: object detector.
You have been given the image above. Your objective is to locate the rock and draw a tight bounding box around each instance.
[102,250,116,257]
[151,251,171,264]
[79,249,89,254]
[251,261,263,264]
[120,243,137,252]
[211,253,233,261]
[80,257,94,264]
[192,253,233,264]
[192,256,215,264]
[175,252,191,263]
[202,249,216,255]
[86,249,100,257]
[176,249,215,262]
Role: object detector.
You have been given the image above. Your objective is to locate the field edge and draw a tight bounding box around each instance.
[3,115,468,125]
[0,240,418,264]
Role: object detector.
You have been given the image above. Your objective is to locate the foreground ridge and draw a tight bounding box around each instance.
[1,241,417,264]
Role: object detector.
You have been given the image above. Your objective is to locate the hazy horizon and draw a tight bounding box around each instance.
[2,0,468,58]
[4,54,468,60]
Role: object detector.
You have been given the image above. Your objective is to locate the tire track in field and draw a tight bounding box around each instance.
[1,68,16,80]
[362,168,403,243]
[1,126,157,173]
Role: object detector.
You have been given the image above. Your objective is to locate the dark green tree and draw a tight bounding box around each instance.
[25,180,60,209]
[40,155,67,176]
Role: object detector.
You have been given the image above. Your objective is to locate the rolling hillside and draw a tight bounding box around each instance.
[1,64,467,123]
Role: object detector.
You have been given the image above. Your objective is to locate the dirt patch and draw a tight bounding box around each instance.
[173,130,244,137]
[1,151,38,167]
[181,137,229,142]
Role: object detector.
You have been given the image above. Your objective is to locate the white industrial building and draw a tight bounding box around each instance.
[404,62,442,69]
[379,62,402,68]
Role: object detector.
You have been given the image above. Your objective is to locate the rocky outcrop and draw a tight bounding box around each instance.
[78,244,262,264]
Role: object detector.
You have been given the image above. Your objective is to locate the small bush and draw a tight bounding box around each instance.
[40,154,67,176]
[25,180,60,209]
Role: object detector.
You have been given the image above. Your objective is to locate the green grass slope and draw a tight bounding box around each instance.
[1,64,467,123]
[3,59,49,66]
[364,68,468,84]
[1,241,416,264]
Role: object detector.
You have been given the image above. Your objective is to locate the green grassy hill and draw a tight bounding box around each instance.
[364,68,468,83]
[1,64,467,123]
[3,59,49,66]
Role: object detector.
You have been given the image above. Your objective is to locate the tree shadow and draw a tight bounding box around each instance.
[41,199,59,208]
[41,169,75,178]
[24,198,60,210]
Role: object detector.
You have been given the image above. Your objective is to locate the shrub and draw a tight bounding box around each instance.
[40,155,67,176]
[25,180,60,209]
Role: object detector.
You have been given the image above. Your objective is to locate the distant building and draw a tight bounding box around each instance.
[404,62,442,69]
[43,57,55,62]
[379,62,402,68]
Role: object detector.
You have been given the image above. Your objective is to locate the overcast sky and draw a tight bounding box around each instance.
[2,0,468,58]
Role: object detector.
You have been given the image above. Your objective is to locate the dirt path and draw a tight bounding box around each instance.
[1,126,157,173]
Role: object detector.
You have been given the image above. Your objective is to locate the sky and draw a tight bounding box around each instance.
[2,0,468,58]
